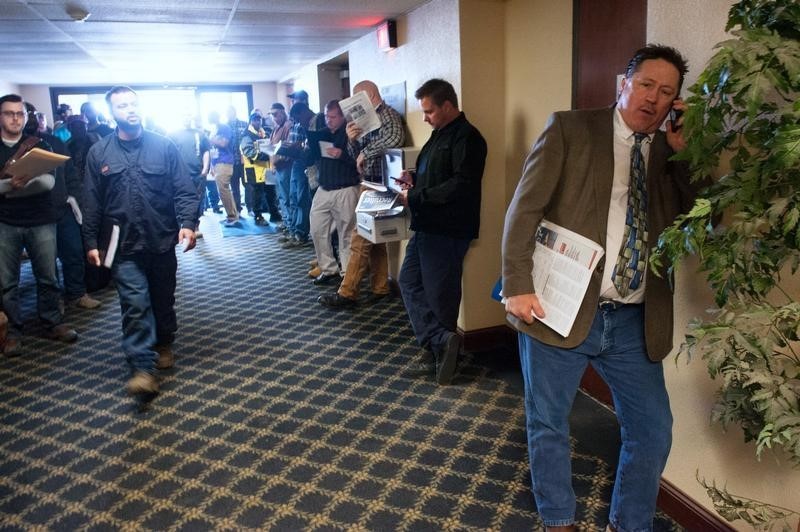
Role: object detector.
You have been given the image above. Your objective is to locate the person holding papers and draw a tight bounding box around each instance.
[317,80,404,309]
[306,100,360,286]
[501,45,704,531]
[82,86,198,398]
[0,93,78,357]
[396,79,486,386]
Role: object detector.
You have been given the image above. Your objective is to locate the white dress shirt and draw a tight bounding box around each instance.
[599,108,652,304]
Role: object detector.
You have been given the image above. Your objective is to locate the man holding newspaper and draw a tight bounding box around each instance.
[502,45,703,531]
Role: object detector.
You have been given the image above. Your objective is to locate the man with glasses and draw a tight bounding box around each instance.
[0,94,78,357]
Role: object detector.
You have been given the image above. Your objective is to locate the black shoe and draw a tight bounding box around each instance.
[435,333,461,385]
[318,292,356,309]
[313,273,341,286]
[255,216,268,226]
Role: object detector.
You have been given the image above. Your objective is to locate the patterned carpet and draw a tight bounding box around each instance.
[0,212,681,531]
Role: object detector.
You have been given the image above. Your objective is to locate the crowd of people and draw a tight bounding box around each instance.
[0,43,703,530]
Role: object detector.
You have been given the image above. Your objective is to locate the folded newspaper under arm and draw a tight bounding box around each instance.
[518,220,604,337]
[2,148,70,179]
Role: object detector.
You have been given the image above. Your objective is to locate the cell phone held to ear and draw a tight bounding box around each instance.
[669,107,683,131]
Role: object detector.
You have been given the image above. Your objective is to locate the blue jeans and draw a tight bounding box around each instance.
[275,166,292,226]
[0,222,62,336]
[57,209,87,301]
[112,250,178,374]
[398,232,471,353]
[289,162,311,240]
[518,304,672,530]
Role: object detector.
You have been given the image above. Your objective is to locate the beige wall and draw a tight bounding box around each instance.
[457,0,506,330]
[504,0,574,204]
[649,0,800,525]
[251,82,278,113]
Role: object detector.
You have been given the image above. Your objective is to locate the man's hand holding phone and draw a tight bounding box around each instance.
[666,98,687,152]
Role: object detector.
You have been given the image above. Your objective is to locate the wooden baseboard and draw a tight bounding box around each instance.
[463,323,735,531]
[658,478,735,531]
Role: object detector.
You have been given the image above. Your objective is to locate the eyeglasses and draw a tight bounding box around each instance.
[1,111,28,119]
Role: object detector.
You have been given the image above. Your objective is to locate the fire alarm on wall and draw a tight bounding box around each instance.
[377,20,397,52]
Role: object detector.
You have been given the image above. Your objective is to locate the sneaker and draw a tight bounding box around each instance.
[318,292,357,309]
[155,345,174,370]
[70,294,102,309]
[277,234,292,244]
[283,237,310,249]
[308,266,322,278]
[223,219,242,228]
[435,333,461,385]
[44,324,78,343]
[255,218,268,226]
[127,371,159,395]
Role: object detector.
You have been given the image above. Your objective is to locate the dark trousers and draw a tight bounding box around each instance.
[206,180,220,211]
[398,231,472,353]
[112,250,178,373]
[56,208,87,301]
[232,163,244,211]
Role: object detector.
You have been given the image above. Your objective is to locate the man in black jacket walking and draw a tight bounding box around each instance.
[82,86,198,397]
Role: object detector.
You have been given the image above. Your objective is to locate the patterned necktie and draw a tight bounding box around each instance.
[612,133,648,297]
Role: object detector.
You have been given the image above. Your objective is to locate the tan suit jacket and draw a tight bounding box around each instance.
[502,107,699,361]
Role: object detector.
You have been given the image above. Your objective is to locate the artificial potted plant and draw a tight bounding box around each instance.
[649,0,800,529]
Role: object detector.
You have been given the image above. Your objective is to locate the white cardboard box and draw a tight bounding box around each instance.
[356,208,411,244]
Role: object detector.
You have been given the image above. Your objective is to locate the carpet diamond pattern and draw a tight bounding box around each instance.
[0,217,680,530]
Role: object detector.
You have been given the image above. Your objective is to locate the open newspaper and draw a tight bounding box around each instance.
[528,220,604,337]
[339,91,380,140]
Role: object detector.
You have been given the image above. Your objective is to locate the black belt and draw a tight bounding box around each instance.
[599,298,623,310]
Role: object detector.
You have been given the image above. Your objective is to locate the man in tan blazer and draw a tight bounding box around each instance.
[502,45,699,531]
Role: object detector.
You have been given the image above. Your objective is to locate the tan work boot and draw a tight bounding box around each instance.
[308,266,322,278]
[72,294,102,309]
[127,371,158,395]
[155,345,174,370]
